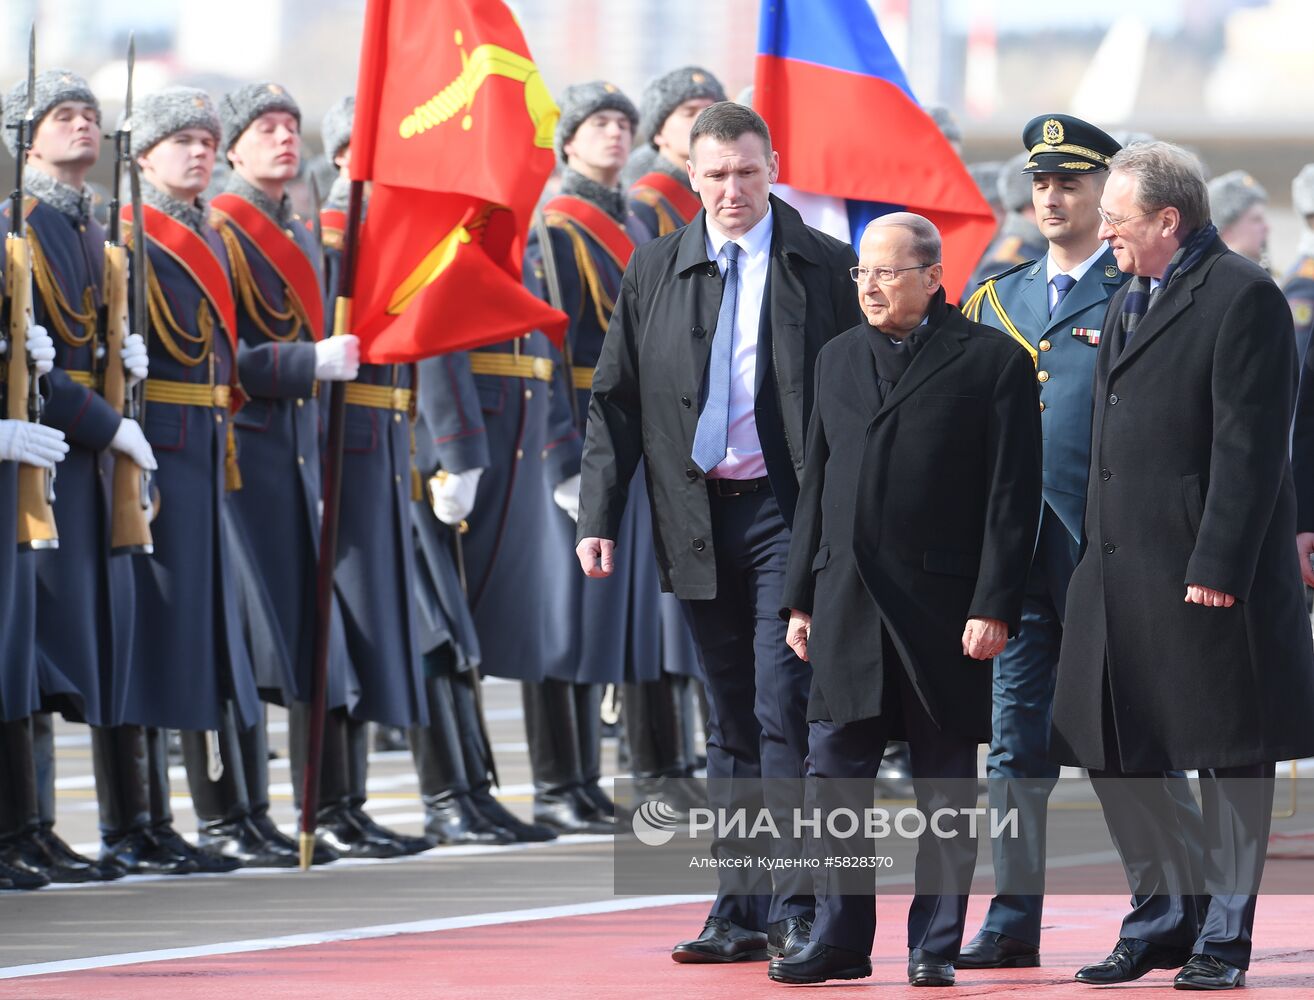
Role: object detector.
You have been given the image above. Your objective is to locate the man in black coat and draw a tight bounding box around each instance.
[1052,141,1314,990]
[576,102,860,965]
[770,214,1042,987]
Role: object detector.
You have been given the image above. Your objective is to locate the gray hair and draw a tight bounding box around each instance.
[1108,140,1210,233]
[863,212,942,266]
[689,101,771,159]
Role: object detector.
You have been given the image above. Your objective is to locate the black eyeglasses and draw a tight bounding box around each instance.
[849,263,935,285]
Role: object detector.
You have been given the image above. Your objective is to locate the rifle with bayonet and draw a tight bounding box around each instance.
[101,34,152,553]
[4,24,58,549]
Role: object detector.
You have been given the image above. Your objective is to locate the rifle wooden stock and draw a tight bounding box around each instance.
[102,242,152,553]
[5,232,58,549]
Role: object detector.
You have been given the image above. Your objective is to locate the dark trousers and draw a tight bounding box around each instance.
[809,652,979,959]
[680,487,812,930]
[1090,761,1273,969]
[980,503,1077,944]
[179,701,269,826]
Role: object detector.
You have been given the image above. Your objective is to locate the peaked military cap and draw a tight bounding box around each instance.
[1021,114,1120,175]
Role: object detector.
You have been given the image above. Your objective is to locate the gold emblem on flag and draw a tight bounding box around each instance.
[398,31,559,149]
[1043,119,1064,146]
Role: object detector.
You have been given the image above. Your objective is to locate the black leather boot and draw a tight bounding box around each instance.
[523,680,612,835]
[91,724,152,880]
[625,677,707,816]
[574,683,615,823]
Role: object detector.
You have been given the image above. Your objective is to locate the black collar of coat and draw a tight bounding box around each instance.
[850,298,972,420]
[674,193,824,274]
[1111,235,1229,373]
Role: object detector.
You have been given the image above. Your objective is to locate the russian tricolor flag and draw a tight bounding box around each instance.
[755,0,996,297]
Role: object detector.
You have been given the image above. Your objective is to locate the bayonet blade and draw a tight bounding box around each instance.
[125,33,135,120]
[308,172,324,250]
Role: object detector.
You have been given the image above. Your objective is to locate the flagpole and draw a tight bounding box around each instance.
[299,179,365,870]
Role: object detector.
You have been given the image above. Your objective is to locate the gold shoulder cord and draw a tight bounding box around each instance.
[28,227,97,347]
[631,188,678,237]
[962,280,1038,365]
[216,221,307,343]
[546,213,613,330]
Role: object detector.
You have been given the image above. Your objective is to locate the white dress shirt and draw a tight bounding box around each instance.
[1045,241,1107,312]
[703,206,773,479]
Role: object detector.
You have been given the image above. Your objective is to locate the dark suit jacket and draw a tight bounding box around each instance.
[1053,238,1314,771]
[577,194,861,599]
[782,305,1042,736]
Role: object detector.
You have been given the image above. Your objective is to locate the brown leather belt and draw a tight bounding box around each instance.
[707,476,770,497]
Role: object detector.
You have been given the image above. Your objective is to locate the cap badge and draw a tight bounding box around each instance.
[603,83,618,94]
[691,72,707,84]
[1105,265,1118,278]
[268,84,283,95]
[1043,118,1064,146]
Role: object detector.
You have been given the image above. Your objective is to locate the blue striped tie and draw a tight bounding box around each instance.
[691,242,740,474]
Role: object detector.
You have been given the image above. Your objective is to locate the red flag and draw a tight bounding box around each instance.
[348,0,568,362]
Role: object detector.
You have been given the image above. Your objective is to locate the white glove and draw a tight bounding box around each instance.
[109,418,158,470]
[0,420,68,468]
[121,333,149,389]
[553,473,581,522]
[26,322,56,377]
[428,467,483,525]
[314,334,360,382]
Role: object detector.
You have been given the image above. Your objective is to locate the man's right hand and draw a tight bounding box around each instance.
[110,418,158,470]
[576,537,615,578]
[1298,532,1314,588]
[786,610,812,662]
[314,334,361,382]
[0,420,68,468]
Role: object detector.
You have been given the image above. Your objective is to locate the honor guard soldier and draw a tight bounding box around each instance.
[316,99,432,859]
[958,114,1127,968]
[0,265,66,888]
[118,87,264,874]
[1208,170,1269,268]
[628,67,725,238]
[1284,164,1314,364]
[1,70,158,882]
[202,81,363,866]
[965,150,1048,293]
[524,80,662,835]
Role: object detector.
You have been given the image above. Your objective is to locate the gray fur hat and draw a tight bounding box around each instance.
[3,69,99,158]
[998,151,1034,213]
[1208,169,1267,231]
[638,66,726,149]
[129,86,222,158]
[219,81,301,152]
[1293,164,1314,217]
[924,104,962,147]
[967,161,1003,208]
[321,95,354,165]
[554,80,638,163]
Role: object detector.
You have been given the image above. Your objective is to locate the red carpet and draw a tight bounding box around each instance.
[7,895,1314,998]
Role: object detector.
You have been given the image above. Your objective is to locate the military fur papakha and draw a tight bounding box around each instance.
[2,69,99,157]
[1292,164,1314,217]
[553,80,638,163]
[220,81,301,152]
[1208,169,1267,231]
[321,95,354,165]
[637,66,725,148]
[129,87,222,158]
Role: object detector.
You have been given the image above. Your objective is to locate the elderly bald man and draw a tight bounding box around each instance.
[772,213,1043,987]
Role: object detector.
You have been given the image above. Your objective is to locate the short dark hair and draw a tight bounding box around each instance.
[689,101,772,160]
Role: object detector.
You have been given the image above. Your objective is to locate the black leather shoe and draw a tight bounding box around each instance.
[533,791,615,836]
[1174,954,1246,990]
[672,918,769,964]
[195,818,296,869]
[1075,938,1193,985]
[248,812,340,866]
[767,915,813,959]
[317,806,406,859]
[348,806,434,855]
[579,782,616,819]
[908,948,955,987]
[0,853,50,890]
[468,789,557,843]
[8,830,98,884]
[155,823,245,872]
[424,795,510,846]
[37,827,119,882]
[768,941,872,983]
[957,930,1041,969]
[101,829,198,876]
